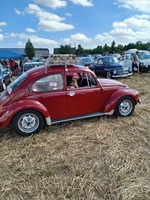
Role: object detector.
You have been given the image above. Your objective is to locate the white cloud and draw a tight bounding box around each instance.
[26,4,74,32]
[65,13,72,17]
[0,34,4,41]
[33,0,67,9]
[113,16,150,31]
[94,15,150,46]
[0,22,7,27]
[61,33,91,44]
[4,32,18,38]
[33,0,94,8]
[95,33,114,46]
[17,41,25,47]
[115,0,150,13]
[69,0,94,7]
[14,8,22,15]
[26,28,36,33]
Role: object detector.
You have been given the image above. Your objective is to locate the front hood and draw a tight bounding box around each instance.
[142,59,150,65]
[98,78,127,88]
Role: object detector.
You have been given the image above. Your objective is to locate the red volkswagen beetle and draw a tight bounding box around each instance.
[0,63,141,136]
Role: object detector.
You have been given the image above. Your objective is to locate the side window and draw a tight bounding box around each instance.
[87,73,97,86]
[67,72,97,88]
[94,59,98,65]
[98,59,103,64]
[31,74,64,92]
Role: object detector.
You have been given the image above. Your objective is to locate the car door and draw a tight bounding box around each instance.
[31,73,68,120]
[94,58,105,75]
[66,72,102,117]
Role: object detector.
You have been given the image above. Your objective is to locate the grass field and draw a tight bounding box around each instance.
[0,72,150,200]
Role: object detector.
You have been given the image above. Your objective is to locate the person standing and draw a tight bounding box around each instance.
[132,51,141,75]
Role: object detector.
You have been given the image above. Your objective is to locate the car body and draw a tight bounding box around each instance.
[22,61,44,73]
[119,50,150,72]
[90,56,132,79]
[77,56,94,67]
[0,63,140,136]
[0,65,12,91]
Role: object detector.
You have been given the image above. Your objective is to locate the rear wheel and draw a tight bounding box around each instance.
[114,96,135,117]
[12,110,45,136]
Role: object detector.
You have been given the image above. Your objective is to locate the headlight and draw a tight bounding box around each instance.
[113,70,117,74]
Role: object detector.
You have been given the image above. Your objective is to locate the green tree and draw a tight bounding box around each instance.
[76,44,84,55]
[110,40,116,53]
[58,44,72,54]
[24,38,35,60]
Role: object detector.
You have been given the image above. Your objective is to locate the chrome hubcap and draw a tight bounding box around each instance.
[18,113,39,133]
[119,100,133,116]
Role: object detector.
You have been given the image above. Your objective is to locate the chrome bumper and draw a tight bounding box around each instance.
[138,98,141,104]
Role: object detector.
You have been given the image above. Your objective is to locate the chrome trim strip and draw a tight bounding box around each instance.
[51,110,114,125]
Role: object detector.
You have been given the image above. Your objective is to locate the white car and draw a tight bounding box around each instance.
[22,61,44,73]
[120,50,150,72]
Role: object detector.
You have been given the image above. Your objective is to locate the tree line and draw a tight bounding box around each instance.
[58,41,150,55]
[24,38,150,59]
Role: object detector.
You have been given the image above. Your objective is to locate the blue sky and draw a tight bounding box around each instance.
[0,0,150,53]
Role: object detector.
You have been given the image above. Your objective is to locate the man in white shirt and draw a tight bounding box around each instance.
[132,51,141,75]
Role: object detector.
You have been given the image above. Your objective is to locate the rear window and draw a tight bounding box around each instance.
[10,73,27,89]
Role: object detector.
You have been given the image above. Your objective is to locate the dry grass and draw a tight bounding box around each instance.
[0,72,150,200]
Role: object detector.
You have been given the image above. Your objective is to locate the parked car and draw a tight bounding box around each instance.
[0,62,140,136]
[119,49,150,72]
[77,56,94,67]
[0,65,12,91]
[22,61,44,73]
[90,56,132,79]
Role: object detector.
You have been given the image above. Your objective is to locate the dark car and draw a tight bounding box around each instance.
[90,56,132,79]
[0,61,140,137]
[0,65,12,91]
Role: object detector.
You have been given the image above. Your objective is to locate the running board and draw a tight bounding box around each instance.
[51,111,113,125]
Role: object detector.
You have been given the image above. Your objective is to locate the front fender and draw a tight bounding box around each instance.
[103,89,139,113]
[0,100,50,128]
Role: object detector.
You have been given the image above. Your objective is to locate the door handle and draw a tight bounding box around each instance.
[68,91,75,96]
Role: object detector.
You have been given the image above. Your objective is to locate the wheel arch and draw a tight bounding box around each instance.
[103,91,137,113]
[6,100,51,126]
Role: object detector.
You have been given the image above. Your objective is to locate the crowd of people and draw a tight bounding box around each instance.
[0,58,23,74]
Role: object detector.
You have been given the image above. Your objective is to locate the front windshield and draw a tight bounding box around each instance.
[113,57,119,63]
[10,73,27,89]
[109,57,119,64]
[139,52,150,59]
[82,57,94,63]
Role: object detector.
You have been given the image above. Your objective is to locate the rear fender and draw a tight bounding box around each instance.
[0,100,51,128]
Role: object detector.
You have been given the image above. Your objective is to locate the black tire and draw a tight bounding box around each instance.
[9,77,13,84]
[106,71,112,79]
[114,96,135,117]
[12,110,45,136]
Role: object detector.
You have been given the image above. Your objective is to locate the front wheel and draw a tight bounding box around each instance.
[114,96,135,117]
[12,110,45,136]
